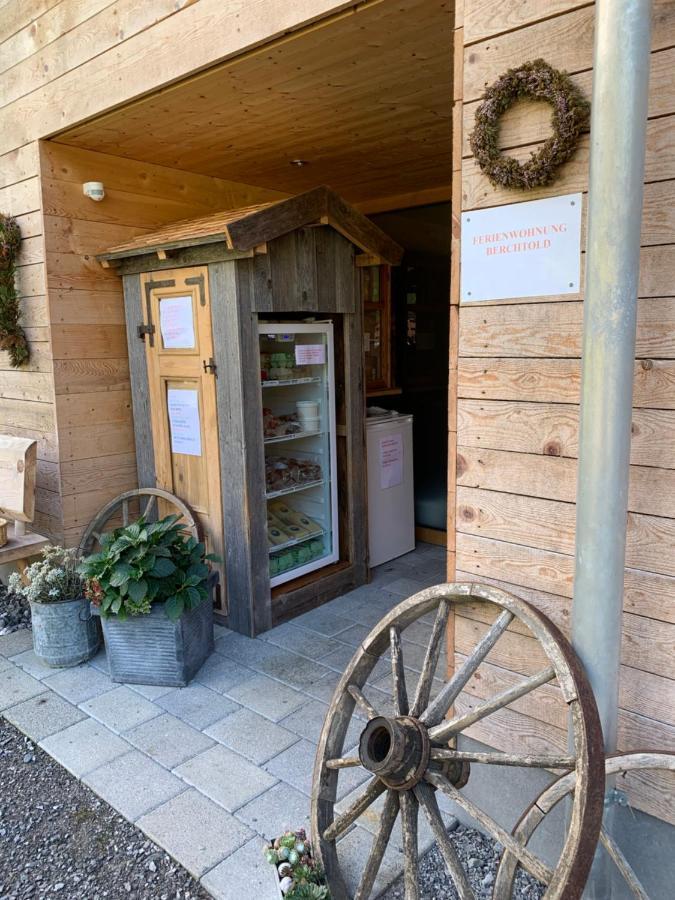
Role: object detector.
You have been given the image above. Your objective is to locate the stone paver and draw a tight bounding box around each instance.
[127,681,174,701]
[40,717,129,777]
[224,673,305,722]
[137,789,253,878]
[205,707,298,764]
[0,666,46,710]
[202,836,278,900]
[193,653,254,694]
[43,664,114,705]
[264,738,368,800]
[3,692,85,741]
[125,712,215,769]
[335,623,373,647]
[79,686,161,734]
[87,646,108,673]
[0,656,13,673]
[256,647,333,690]
[9,648,63,680]
[261,622,339,660]
[84,749,185,821]
[234,781,311,839]
[157,683,239,729]
[0,629,33,657]
[174,744,277,813]
[337,824,405,897]
[293,606,354,637]
[279,697,362,748]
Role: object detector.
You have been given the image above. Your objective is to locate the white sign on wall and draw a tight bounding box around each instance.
[167,388,202,456]
[460,193,582,303]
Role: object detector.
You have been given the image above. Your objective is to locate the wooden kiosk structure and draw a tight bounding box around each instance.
[97,187,402,636]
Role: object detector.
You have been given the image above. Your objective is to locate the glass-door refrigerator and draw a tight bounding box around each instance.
[258,323,339,587]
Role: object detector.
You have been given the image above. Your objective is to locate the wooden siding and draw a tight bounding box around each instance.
[453,0,675,824]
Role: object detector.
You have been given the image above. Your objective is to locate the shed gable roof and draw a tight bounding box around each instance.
[97,186,403,265]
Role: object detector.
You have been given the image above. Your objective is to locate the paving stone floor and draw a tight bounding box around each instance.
[0,543,450,899]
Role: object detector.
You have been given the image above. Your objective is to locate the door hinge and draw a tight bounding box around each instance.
[137,323,156,341]
[203,357,217,376]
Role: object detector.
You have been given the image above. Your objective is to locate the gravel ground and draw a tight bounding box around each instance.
[0,718,210,900]
[0,583,30,634]
[381,819,545,900]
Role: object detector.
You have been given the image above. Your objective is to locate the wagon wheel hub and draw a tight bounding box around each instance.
[359,716,431,790]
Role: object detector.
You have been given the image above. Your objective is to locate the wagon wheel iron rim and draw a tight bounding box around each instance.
[494,751,675,900]
[310,583,605,900]
[77,487,199,557]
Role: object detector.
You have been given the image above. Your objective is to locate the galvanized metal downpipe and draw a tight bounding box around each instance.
[571,0,652,895]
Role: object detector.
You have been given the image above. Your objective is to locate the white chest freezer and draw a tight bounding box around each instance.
[366,413,415,567]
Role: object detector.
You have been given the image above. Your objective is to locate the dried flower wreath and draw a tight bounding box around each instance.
[469,59,590,190]
[0,213,29,367]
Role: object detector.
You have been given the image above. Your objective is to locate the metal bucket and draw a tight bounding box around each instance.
[30,597,100,668]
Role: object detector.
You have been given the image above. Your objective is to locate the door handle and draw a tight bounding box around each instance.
[203,357,217,376]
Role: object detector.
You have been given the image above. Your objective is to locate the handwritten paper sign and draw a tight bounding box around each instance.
[460,193,582,303]
[295,344,326,366]
[160,296,195,349]
[167,388,202,456]
[379,433,403,489]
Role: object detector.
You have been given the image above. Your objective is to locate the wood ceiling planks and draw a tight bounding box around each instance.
[52,0,452,205]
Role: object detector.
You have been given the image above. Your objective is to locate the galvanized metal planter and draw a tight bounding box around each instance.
[30,597,100,668]
[95,579,215,687]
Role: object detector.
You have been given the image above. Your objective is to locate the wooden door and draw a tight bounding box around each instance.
[140,267,225,612]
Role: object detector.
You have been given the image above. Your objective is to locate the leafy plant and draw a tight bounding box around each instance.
[78,514,218,621]
[0,213,30,367]
[264,829,331,899]
[8,546,84,604]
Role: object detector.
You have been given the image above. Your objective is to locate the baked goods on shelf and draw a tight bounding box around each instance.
[265,456,323,493]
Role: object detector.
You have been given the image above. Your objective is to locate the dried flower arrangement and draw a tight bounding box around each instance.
[469,59,590,190]
[9,546,85,605]
[0,213,30,367]
[264,829,331,899]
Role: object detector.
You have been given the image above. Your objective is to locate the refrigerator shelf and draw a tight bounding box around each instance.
[261,377,321,388]
[265,478,324,500]
[268,528,325,555]
[264,430,323,445]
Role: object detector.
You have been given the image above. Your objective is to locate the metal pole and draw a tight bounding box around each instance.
[571,0,651,895]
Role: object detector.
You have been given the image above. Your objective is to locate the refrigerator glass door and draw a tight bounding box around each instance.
[259,323,339,586]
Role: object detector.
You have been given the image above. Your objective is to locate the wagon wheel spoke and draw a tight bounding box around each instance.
[143,493,157,518]
[420,609,514,727]
[430,748,576,769]
[121,498,129,526]
[415,781,475,900]
[322,776,386,843]
[410,599,449,717]
[390,626,409,716]
[429,666,556,744]
[326,757,362,770]
[600,827,650,899]
[348,684,381,720]
[426,771,553,885]
[91,530,102,545]
[354,790,400,900]
[400,790,419,900]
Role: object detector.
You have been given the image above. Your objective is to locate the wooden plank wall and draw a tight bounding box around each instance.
[451,0,675,824]
[39,142,284,545]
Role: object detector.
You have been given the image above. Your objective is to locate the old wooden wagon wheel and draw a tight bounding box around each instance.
[495,751,675,899]
[311,583,605,900]
[78,488,198,556]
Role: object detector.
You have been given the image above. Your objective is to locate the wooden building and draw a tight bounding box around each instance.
[0,0,672,830]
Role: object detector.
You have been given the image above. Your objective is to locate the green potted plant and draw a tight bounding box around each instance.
[8,546,99,667]
[79,514,218,687]
[264,829,331,899]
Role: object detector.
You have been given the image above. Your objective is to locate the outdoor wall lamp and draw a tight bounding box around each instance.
[83,181,105,201]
